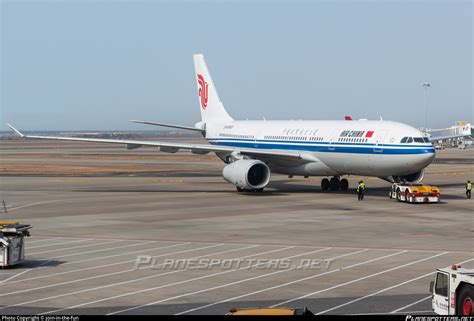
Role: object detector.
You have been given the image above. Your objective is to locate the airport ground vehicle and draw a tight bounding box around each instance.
[227,307,314,315]
[0,222,32,267]
[389,183,440,203]
[430,265,474,315]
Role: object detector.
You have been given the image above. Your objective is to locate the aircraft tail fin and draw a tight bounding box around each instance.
[193,54,233,123]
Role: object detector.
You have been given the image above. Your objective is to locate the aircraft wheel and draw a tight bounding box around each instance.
[321,178,330,191]
[340,179,349,191]
[329,177,340,191]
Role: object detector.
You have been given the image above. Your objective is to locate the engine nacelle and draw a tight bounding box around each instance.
[222,159,271,190]
[392,169,425,183]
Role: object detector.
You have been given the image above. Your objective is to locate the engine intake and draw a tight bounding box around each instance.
[391,169,425,183]
[223,159,271,190]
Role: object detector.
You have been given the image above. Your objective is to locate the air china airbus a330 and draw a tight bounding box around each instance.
[8,54,437,192]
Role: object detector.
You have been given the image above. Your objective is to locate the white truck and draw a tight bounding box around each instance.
[430,265,474,315]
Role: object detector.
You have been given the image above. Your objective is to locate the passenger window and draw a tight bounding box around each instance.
[400,137,408,143]
[406,137,413,143]
[434,273,448,297]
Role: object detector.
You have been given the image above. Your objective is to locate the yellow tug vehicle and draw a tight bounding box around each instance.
[227,307,314,315]
[390,183,440,203]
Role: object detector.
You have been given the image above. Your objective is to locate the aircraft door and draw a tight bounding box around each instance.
[373,130,388,153]
[253,128,260,148]
[328,129,338,151]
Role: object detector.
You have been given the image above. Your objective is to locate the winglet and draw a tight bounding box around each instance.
[6,124,25,138]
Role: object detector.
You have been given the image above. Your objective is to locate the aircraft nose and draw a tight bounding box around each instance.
[422,149,436,166]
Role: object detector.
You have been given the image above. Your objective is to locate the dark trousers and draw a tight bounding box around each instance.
[357,191,364,201]
[467,190,472,199]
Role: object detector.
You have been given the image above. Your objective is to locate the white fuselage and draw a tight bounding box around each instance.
[205,120,435,177]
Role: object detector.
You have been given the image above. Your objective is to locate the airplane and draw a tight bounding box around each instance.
[7,54,438,192]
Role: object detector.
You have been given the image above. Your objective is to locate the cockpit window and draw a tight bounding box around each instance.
[401,137,429,144]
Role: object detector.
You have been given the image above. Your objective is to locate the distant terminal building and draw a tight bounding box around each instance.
[426,121,473,148]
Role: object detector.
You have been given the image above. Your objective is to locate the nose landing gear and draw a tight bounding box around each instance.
[321,177,349,191]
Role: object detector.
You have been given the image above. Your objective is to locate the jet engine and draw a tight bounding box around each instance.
[391,169,425,183]
[223,159,271,191]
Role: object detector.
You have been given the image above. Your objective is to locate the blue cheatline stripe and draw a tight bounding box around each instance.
[208,140,435,155]
[207,137,432,148]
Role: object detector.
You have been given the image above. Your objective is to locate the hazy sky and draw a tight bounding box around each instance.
[1,0,472,131]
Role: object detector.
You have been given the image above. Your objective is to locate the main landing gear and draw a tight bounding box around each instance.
[321,177,349,191]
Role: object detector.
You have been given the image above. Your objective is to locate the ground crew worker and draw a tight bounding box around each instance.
[467,180,472,199]
[357,180,366,201]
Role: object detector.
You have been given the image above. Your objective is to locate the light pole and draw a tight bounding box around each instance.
[421,82,431,130]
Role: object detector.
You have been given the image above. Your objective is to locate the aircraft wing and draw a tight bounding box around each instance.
[6,124,318,162]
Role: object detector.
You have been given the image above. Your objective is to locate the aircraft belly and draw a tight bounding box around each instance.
[215,148,434,178]
[270,152,433,177]
[317,152,371,175]
[368,153,434,176]
[269,161,337,176]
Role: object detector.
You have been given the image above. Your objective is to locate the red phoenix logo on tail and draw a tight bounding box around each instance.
[197,74,208,110]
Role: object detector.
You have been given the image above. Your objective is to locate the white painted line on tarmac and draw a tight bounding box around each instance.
[271,251,447,308]
[316,253,464,314]
[350,310,433,315]
[44,246,320,315]
[107,248,363,315]
[388,258,474,314]
[391,296,431,313]
[0,269,33,284]
[28,238,96,250]
[176,248,369,315]
[396,310,433,314]
[8,200,62,211]
[2,242,190,286]
[107,247,339,315]
[10,244,267,314]
[27,237,65,244]
[0,243,225,301]
[29,240,118,255]
[41,241,157,260]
